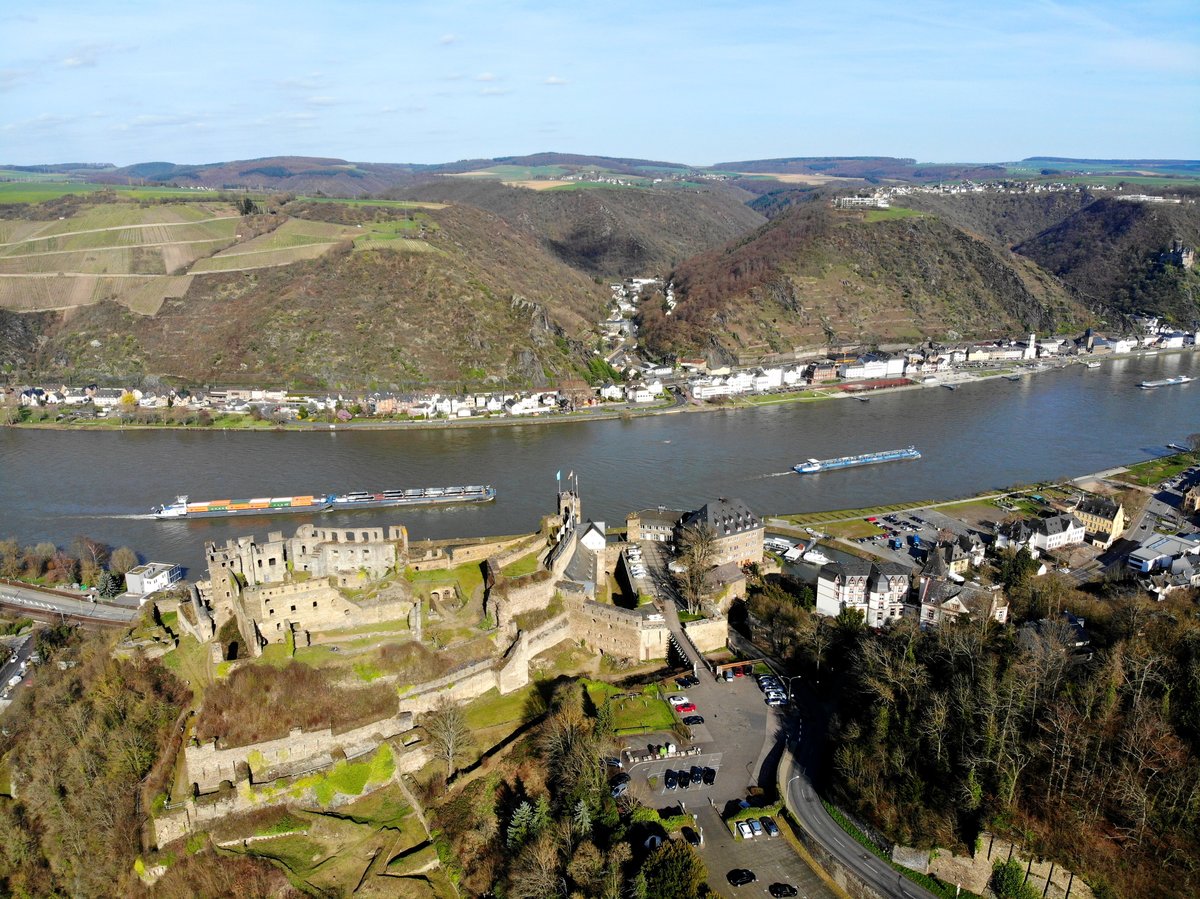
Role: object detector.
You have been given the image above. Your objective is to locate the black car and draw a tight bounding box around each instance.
[611,773,630,787]
[690,765,703,785]
[682,826,701,847]
[611,781,628,798]
[727,869,757,887]
[676,769,690,789]
[769,883,798,897]
[664,771,677,790]
[683,715,705,726]
[702,766,716,785]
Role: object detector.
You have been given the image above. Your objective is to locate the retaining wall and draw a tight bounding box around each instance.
[185,711,414,794]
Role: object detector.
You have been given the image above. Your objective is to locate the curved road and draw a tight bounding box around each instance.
[779,705,937,899]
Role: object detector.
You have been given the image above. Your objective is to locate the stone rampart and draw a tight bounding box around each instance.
[154,743,430,847]
[567,599,668,662]
[683,617,729,653]
[185,711,414,794]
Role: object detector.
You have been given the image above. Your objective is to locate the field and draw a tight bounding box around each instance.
[0,181,244,203]
[0,198,446,312]
[732,171,854,184]
[502,180,573,190]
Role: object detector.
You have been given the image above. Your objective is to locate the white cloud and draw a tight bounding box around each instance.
[439,33,458,45]
[60,42,118,69]
[543,75,567,86]
[475,72,497,82]
[2,113,70,132]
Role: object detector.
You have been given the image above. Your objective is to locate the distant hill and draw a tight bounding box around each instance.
[399,179,765,277]
[1015,198,1200,323]
[642,202,1085,363]
[713,156,1006,182]
[7,197,608,389]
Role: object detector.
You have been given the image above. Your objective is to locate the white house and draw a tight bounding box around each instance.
[753,367,784,392]
[598,383,625,401]
[125,562,182,599]
[1028,514,1086,552]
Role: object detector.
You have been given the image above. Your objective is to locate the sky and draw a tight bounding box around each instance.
[1,0,1197,167]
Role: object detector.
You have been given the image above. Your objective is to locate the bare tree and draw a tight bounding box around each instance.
[424,699,474,778]
[109,546,139,577]
[675,522,716,614]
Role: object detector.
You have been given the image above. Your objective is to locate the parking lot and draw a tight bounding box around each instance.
[616,667,835,898]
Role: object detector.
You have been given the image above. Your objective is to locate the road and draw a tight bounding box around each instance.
[0,580,139,626]
[781,703,937,899]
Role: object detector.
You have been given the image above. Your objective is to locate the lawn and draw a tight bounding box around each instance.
[1114,453,1195,487]
[864,206,926,222]
[501,551,541,577]
[405,560,484,600]
[463,685,540,732]
[824,520,884,539]
[582,681,675,734]
[743,389,829,405]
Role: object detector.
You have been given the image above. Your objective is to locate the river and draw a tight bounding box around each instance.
[3,352,1197,575]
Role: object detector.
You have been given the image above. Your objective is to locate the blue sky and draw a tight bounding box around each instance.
[1,0,1197,166]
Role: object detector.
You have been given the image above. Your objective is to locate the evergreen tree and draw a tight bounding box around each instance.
[506,800,533,849]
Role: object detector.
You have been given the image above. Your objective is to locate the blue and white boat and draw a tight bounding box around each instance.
[794,447,921,475]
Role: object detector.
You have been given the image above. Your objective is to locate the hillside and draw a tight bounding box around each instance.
[643,203,1085,362]
[902,190,1099,248]
[10,199,607,388]
[400,179,766,277]
[1015,198,1200,323]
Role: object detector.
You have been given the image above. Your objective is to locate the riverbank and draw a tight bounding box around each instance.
[12,345,1169,435]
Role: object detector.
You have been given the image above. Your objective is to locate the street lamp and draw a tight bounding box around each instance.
[784,675,804,703]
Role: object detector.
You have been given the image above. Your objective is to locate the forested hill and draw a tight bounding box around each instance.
[641,202,1085,363]
[16,201,609,389]
[399,179,766,278]
[1015,198,1200,323]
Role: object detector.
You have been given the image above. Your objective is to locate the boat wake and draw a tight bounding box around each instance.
[753,471,798,479]
[88,513,159,520]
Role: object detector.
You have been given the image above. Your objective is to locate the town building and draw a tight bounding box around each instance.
[125,562,183,598]
[677,498,764,568]
[1072,495,1126,547]
[816,559,911,627]
[626,507,684,543]
[1028,514,1086,553]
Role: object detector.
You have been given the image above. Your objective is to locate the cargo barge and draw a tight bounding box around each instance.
[153,494,329,519]
[794,446,921,474]
[154,484,497,519]
[1139,376,1194,389]
[329,485,496,509]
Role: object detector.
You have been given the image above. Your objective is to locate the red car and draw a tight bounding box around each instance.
[677,702,697,713]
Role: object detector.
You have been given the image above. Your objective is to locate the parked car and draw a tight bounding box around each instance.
[749,818,764,837]
[723,669,735,682]
[727,869,757,886]
[769,884,798,897]
[677,769,690,789]
[690,766,703,785]
[611,781,628,798]
[732,666,744,677]
[702,767,716,785]
[664,771,677,790]
[602,756,623,769]
[736,821,754,839]
[676,702,697,713]
[682,826,701,847]
[668,694,689,707]
[760,816,779,836]
[682,715,705,726]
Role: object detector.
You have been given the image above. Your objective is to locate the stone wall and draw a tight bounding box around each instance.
[683,616,729,653]
[185,711,414,794]
[154,743,430,847]
[566,599,668,662]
